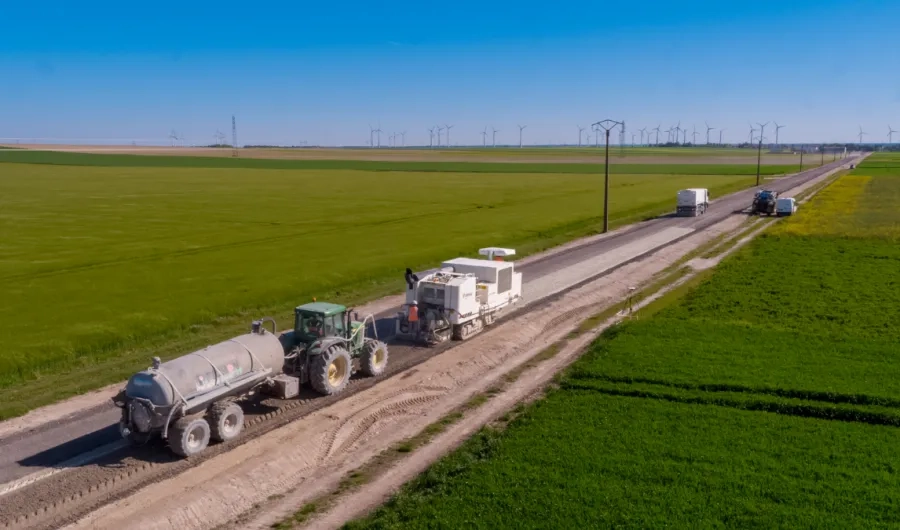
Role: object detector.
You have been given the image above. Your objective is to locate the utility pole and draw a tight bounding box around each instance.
[231,116,238,158]
[821,146,824,166]
[799,149,803,172]
[755,122,768,187]
[592,119,624,234]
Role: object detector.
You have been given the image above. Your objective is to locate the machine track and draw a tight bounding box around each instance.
[0,157,857,530]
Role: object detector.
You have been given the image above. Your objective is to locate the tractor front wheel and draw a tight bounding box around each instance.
[360,340,389,377]
[311,346,352,395]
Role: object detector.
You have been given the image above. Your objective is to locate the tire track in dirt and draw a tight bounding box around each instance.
[316,386,447,465]
[328,394,445,459]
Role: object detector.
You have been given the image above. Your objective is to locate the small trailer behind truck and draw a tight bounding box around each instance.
[676,188,709,217]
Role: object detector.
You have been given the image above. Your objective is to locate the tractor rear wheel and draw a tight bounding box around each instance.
[360,340,389,377]
[168,416,211,457]
[207,401,244,443]
[310,345,352,395]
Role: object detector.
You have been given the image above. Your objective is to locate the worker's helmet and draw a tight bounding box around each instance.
[411,300,418,306]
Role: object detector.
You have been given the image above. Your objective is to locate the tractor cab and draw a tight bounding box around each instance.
[292,302,363,350]
[280,301,387,397]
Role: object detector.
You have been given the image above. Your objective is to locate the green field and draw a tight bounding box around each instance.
[0,149,811,173]
[0,153,791,418]
[347,155,900,529]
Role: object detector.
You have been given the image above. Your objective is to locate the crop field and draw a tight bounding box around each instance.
[0,153,788,418]
[0,145,816,166]
[0,148,815,173]
[347,155,900,529]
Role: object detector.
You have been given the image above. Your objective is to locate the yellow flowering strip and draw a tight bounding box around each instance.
[774,174,871,237]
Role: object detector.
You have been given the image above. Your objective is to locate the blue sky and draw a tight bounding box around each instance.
[1,0,898,146]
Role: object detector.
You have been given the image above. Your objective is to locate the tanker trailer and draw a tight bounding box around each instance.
[113,319,284,457]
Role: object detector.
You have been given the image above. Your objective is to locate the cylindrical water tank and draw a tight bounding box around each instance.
[125,330,285,409]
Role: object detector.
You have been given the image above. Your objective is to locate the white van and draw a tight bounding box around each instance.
[776,197,797,217]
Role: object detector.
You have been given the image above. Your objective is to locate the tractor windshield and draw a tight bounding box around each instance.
[296,310,345,340]
[298,312,325,339]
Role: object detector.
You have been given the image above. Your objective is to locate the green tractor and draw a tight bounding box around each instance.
[279,302,389,396]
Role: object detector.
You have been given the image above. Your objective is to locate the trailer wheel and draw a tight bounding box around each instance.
[168,416,211,457]
[207,401,244,443]
[360,340,389,377]
[310,346,352,395]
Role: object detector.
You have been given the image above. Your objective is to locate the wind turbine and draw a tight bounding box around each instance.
[577,125,586,147]
[757,122,770,146]
[374,126,383,148]
[518,125,527,148]
[444,124,454,147]
[639,127,648,146]
[889,125,898,144]
[481,127,488,147]
[719,129,725,145]
[435,126,443,147]
[369,125,377,148]
[748,124,756,144]
[664,128,672,143]
[691,125,698,145]
[492,127,499,147]
[675,122,682,145]
[858,126,866,145]
[428,127,435,148]
[705,122,714,145]
[169,130,178,147]
[774,122,785,145]
[400,131,406,147]
[653,124,661,145]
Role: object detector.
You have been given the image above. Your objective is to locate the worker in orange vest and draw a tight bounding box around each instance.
[407,300,419,338]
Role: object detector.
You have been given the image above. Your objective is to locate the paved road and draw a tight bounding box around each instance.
[0,156,855,488]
